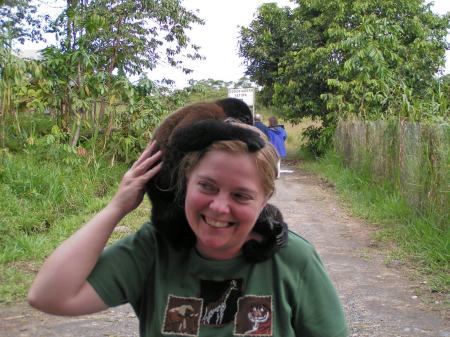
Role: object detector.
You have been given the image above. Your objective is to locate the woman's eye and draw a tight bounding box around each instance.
[198,181,216,192]
[233,192,253,202]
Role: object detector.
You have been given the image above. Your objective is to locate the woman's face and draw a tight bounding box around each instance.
[185,149,268,260]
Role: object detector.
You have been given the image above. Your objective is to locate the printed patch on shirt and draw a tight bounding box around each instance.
[200,278,243,326]
[234,295,272,336]
[162,295,203,336]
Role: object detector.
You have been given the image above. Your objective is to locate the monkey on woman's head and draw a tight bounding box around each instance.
[146,98,288,262]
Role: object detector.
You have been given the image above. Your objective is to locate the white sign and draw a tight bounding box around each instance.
[227,88,255,108]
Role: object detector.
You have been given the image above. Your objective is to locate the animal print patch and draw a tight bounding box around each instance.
[162,295,203,336]
[200,279,243,326]
[234,296,272,336]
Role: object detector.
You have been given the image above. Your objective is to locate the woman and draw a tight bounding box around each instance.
[267,116,287,158]
[28,123,347,336]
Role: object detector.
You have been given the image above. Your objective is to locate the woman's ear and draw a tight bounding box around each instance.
[256,199,269,222]
[261,198,268,211]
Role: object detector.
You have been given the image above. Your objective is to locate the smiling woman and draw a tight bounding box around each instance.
[183,140,274,260]
[28,111,347,337]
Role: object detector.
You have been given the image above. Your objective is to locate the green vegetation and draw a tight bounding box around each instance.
[0,117,128,301]
[304,152,449,293]
[1,0,203,154]
[333,119,449,227]
[239,0,450,154]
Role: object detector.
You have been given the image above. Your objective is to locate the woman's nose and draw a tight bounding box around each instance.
[209,194,230,213]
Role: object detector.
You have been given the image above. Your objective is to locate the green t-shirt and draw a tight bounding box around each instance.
[88,222,348,337]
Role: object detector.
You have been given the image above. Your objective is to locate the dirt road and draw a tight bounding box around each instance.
[1,165,449,337]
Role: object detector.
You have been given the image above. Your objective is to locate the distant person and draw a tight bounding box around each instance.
[267,116,287,158]
[253,113,270,138]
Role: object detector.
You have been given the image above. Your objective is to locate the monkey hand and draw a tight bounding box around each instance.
[243,203,289,263]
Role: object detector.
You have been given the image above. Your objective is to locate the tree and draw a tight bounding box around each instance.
[239,0,450,155]
[32,0,205,145]
[321,0,450,119]
[48,0,203,138]
[239,3,295,106]
[239,0,450,122]
[51,0,203,77]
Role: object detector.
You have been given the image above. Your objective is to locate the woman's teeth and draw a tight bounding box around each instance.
[204,216,232,228]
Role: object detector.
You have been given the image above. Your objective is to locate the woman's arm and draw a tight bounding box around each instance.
[27,141,162,316]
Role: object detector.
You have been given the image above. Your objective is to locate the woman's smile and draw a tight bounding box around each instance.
[202,215,234,228]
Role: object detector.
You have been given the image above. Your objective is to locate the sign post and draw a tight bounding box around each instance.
[227,88,256,116]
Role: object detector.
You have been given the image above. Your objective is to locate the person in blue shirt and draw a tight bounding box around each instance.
[253,113,270,138]
[267,116,287,158]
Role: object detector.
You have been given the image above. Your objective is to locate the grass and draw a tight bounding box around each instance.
[303,151,450,293]
[0,144,151,303]
[283,119,318,159]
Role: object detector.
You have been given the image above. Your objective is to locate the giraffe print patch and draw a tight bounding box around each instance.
[200,279,243,326]
[234,295,272,336]
[162,295,203,336]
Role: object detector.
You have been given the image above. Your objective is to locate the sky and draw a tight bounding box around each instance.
[21,0,450,88]
[149,0,450,88]
[148,0,293,87]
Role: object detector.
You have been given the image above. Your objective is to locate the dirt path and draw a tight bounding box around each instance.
[1,165,449,337]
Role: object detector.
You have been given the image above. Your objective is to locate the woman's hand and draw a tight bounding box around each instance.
[28,141,163,315]
[110,141,163,216]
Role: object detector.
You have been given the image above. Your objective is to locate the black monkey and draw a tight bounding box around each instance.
[145,99,288,262]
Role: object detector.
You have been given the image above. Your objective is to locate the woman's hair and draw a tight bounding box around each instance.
[176,126,279,203]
